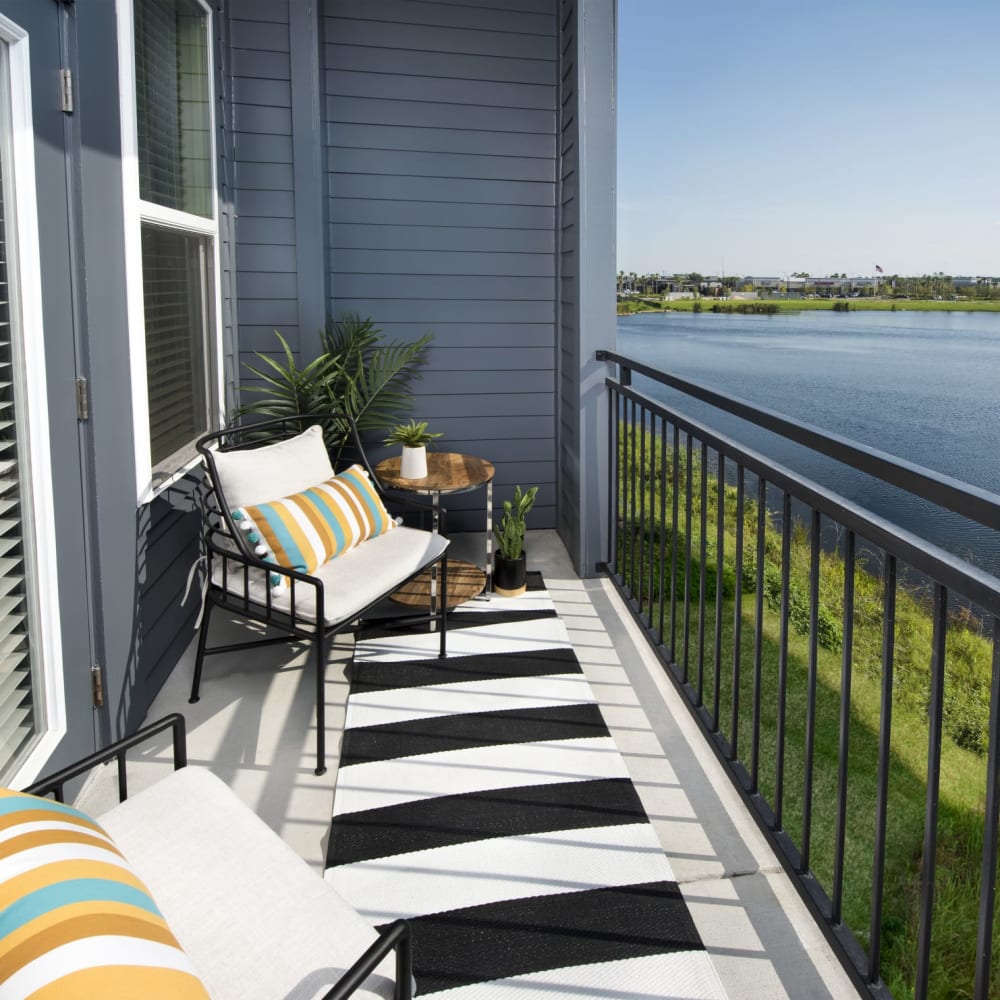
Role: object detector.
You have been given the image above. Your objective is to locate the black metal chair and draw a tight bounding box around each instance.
[190,413,449,775]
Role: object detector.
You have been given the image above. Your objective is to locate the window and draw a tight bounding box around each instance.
[123,0,220,495]
[141,225,214,470]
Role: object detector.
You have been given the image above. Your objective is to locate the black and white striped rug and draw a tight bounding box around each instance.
[325,577,727,999]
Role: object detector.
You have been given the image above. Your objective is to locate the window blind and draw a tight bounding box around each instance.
[0,77,37,777]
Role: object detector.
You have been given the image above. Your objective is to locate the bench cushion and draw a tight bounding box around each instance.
[98,768,396,1000]
[0,788,210,999]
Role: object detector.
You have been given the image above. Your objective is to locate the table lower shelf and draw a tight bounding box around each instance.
[390,558,486,609]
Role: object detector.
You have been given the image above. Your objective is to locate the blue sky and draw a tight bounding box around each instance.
[616,1,1000,278]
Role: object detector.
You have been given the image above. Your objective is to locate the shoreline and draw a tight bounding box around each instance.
[618,297,1000,316]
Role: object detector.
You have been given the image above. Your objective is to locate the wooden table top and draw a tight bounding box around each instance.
[375,452,495,495]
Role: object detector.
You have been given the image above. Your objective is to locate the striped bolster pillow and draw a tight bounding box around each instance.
[232,464,395,588]
[0,788,209,999]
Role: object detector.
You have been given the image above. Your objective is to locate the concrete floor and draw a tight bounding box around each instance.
[77,529,858,999]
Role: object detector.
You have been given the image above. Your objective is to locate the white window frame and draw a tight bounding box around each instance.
[0,12,68,786]
[117,0,225,504]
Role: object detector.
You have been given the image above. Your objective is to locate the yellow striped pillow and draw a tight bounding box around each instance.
[233,464,395,586]
[0,788,209,999]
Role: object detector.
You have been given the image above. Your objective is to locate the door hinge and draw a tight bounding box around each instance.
[90,665,104,709]
[75,376,88,420]
[60,68,73,113]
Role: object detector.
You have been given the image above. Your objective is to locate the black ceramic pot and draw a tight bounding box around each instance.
[494,550,526,597]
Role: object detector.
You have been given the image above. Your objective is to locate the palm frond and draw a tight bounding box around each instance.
[233,320,433,451]
[348,334,434,431]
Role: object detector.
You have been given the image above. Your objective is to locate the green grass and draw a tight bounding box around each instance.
[617,298,664,314]
[615,437,999,999]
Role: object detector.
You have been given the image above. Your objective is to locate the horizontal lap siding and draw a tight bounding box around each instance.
[325,0,559,531]
[231,0,298,392]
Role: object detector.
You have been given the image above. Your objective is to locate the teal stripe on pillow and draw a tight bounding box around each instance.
[0,796,94,820]
[5,878,164,934]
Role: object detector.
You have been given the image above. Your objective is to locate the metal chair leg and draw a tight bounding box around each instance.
[315,628,328,776]
[438,555,448,659]
[189,598,214,704]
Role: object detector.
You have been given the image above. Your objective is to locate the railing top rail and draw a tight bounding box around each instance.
[597,349,1000,533]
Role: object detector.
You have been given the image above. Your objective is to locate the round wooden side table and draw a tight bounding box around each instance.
[374,452,495,609]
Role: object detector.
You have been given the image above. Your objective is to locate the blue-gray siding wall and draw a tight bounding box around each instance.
[324,0,560,531]
[230,0,300,382]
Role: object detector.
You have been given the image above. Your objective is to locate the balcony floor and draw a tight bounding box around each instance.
[78,530,856,999]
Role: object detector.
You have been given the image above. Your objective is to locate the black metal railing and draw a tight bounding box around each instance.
[597,349,1000,1000]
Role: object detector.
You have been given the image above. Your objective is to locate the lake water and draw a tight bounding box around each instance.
[616,309,1000,583]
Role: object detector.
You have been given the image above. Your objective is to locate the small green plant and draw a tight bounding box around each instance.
[383,419,442,448]
[496,485,539,561]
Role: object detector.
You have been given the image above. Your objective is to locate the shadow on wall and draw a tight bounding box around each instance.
[112,474,205,740]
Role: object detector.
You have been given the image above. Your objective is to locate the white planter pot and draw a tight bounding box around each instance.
[400,445,427,479]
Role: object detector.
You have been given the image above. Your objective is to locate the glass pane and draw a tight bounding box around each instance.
[135,0,212,218]
[0,44,39,779]
[141,224,213,471]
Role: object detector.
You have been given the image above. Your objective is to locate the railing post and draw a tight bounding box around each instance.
[868,555,896,984]
[801,508,822,872]
[915,586,948,999]
[775,491,792,830]
[975,625,1000,999]
[730,465,745,760]
[832,531,856,924]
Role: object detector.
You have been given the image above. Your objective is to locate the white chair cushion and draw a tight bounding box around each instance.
[98,767,397,1000]
[212,526,450,627]
[210,425,335,509]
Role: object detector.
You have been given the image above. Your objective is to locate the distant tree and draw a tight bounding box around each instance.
[687,272,704,286]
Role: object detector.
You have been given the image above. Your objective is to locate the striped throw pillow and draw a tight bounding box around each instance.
[232,464,395,585]
[0,788,209,999]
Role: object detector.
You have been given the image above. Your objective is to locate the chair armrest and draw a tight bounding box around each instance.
[22,713,187,804]
[320,919,412,1000]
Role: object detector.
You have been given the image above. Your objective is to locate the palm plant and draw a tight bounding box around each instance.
[235,313,433,454]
